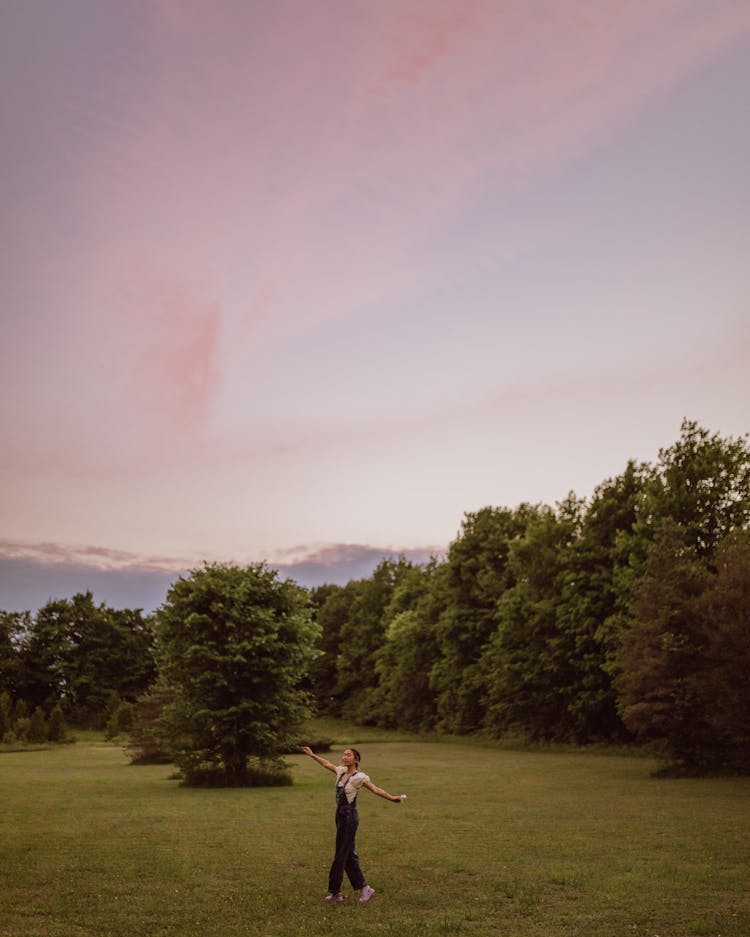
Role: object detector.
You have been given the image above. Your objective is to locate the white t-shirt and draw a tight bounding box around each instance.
[335,766,370,804]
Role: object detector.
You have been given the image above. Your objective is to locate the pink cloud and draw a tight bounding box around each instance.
[269,541,443,566]
[121,272,222,430]
[377,0,485,88]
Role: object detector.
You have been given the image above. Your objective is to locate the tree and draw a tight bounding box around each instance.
[481,502,581,740]
[60,594,156,726]
[0,691,13,741]
[13,594,156,726]
[616,523,712,769]
[644,419,750,558]
[618,525,750,773]
[431,506,533,733]
[155,563,318,786]
[610,421,750,751]
[373,560,443,731]
[125,679,175,764]
[307,582,359,715]
[16,600,69,713]
[334,558,415,723]
[0,611,28,700]
[554,463,647,742]
[693,531,750,773]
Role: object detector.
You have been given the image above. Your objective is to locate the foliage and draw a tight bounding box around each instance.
[332,558,416,723]
[0,690,13,740]
[0,611,28,700]
[644,419,750,558]
[431,506,533,733]
[126,680,175,764]
[308,581,360,715]
[182,755,293,788]
[694,531,750,772]
[552,464,647,741]
[155,562,318,786]
[46,704,69,743]
[373,560,443,731]
[28,706,48,743]
[13,716,32,742]
[481,502,581,740]
[0,691,68,746]
[617,525,750,773]
[7,593,156,727]
[306,582,346,711]
[105,700,135,740]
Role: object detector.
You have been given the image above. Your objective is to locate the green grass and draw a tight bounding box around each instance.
[1,726,749,937]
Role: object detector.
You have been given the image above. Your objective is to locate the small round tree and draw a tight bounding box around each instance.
[155,563,317,786]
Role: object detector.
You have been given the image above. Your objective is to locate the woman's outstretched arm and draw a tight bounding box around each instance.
[362,779,404,803]
[302,746,337,774]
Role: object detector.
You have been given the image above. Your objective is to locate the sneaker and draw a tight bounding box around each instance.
[325,893,345,903]
[359,885,376,903]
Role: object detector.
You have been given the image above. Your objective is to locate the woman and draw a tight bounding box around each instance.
[302,745,405,903]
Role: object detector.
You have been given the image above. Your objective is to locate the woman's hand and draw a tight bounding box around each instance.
[302,747,337,773]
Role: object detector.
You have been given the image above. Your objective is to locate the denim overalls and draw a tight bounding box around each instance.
[327,772,366,894]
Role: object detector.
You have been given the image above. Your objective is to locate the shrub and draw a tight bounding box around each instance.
[105,701,135,740]
[126,682,174,765]
[0,691,13,739]
[28,706,48,743]
[47,704,69,743]
[14,716,31,742]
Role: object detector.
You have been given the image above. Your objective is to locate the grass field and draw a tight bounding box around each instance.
[1,722,749,937]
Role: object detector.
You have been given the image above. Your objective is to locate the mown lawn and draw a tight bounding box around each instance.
[1,725,748,937]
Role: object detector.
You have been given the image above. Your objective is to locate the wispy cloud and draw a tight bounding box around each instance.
[0,539,444,613]
[258,542,444,588]
[121,270,222,430]
[376,0,485,89]
[0,539,196,573]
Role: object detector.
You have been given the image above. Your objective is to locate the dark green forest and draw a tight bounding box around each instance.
[2,420,749,777]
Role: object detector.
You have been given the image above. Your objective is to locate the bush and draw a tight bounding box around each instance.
[28,707,48,743]
[0,691,13,739]
[105,701,135,740]
[47,704,69,743]
[126,682,174,765]
[14,716,31,742]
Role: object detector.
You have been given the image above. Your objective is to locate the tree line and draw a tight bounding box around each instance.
[1,420,748,779]
[309,420,750,773]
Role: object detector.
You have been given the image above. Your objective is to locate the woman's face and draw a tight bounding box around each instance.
[342,749,357,767]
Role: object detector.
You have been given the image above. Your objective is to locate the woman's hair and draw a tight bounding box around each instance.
[350,747,362,767]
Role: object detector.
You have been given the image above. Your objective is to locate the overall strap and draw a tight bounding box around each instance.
[337,769,360,788]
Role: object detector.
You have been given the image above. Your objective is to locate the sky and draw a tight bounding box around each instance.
[1,0,749,613]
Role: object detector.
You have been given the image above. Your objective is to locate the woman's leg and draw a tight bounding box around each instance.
[344,844,366,891]
[327,820,355,895]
